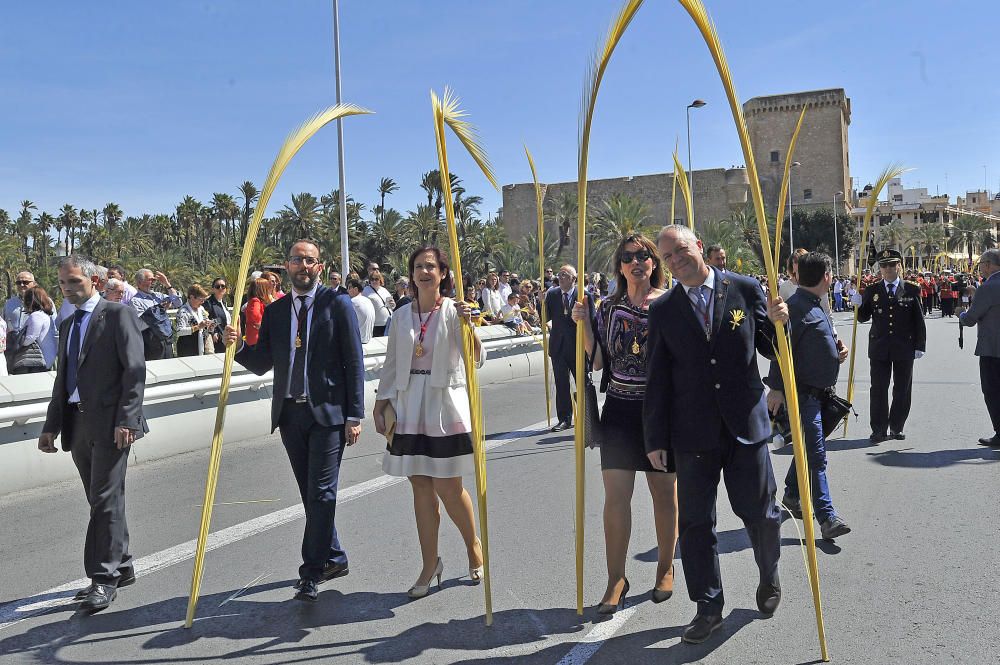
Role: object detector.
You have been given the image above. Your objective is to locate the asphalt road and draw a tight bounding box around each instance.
[1,310,997,664]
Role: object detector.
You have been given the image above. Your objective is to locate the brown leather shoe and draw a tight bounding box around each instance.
[651,565,674,603]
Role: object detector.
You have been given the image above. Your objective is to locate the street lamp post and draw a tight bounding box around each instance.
[833,190,843,273]
[333,0,351,276]
[686,99,706,227]
[788,161,801,251]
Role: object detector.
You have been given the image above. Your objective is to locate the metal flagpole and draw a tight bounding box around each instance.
[333,0,350,274]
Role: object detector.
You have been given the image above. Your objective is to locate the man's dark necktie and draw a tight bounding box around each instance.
[66,309,86,399]
[289,296,308,398]
[887,283,895,299]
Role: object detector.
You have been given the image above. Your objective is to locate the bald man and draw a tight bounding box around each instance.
[544,265,592,431]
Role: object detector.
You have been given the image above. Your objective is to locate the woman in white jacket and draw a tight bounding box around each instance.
[373,246,485,599]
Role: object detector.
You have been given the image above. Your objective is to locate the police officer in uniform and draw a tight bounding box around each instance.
[858,249,926,443]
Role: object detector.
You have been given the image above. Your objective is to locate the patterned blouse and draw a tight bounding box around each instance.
[595,296,653,401]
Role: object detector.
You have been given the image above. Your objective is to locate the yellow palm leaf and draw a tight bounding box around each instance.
[773,106,808,268]
[525,146,553,428]
[184,103,373,628]
[672,149,694,230]
[575,0,646,616]
[431,88,496,625]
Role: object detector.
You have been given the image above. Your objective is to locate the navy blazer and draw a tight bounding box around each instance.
[235,286,365,432]
[857,280,926,361]
[544,286,593,358]
[643,268,777,453]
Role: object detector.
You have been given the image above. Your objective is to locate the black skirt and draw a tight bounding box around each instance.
[599,393,675,473]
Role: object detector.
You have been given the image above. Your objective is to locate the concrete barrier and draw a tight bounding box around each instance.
[0,327,545,497]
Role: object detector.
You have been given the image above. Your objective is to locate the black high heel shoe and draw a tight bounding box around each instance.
[597,578,630,615]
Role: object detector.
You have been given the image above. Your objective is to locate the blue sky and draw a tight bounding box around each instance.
[2,0,998,223]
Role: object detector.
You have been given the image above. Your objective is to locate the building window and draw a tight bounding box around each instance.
[770,150,779,163]
[803,188,812,200]
[893,194,903,202]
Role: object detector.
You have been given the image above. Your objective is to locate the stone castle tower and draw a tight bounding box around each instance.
[743,88,851,215]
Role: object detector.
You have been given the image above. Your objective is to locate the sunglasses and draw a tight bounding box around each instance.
[213,284,228,289]
[621,250,652,264]
[15,280,32,286]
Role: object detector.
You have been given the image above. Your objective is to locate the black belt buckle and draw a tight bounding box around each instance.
[291,396,308,404]
[68,402,84,413]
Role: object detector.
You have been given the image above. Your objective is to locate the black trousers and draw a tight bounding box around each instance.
[674,434,781,617]
[278,400,347,581]
[550,348,577,424]
[68,409,133,585]
[980,356,1000,435]
[869,355,914,435]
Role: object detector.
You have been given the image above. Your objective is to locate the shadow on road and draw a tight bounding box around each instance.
[866,447,1000,468]
[771,437,877,455]
[634,526,822,564]
[0,582,594,665]
[449,607,760,665]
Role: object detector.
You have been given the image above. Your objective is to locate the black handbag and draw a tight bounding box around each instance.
[820,392,855,438]
[12,337,46,372]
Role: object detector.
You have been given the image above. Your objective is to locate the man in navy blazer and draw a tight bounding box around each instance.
[544,265,593,431]
[644,225,788,645]
[225,239,365,602]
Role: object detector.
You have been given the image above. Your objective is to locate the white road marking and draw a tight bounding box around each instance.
[554,606,638,665]
[0,419,552,632]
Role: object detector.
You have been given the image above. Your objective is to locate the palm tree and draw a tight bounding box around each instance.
[404,205,439,248]
[35,212,56,265]
[878,220,910,253]
[588,193,651,271]
[58,204,78,255]
[237,180,259,244]
[909,223,946,270]
[15,201,36,263]
[175,195,202,260]
[546,192,578,259]
[377,177,398,222]
[279,193,322,240]
[116,215,154,259]
[948,214,995,264]
[420,171,437,210]
[102,202,123,231]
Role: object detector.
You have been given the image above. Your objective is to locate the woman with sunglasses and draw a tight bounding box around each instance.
[204,278,232,352]
[572,233,678,615]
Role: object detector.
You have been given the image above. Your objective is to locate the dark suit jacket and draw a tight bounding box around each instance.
[43,298,148,451]
[857,280,926,361]
[236,285,365,432]
[644,268,777,453]
[544,286,593,358]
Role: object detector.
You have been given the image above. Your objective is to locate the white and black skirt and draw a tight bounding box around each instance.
[382,374,474,478]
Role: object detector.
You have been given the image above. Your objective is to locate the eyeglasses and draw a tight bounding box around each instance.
[213,284,228,289]
[15,280,32,286]
[288,256,320,266]
[621,250,652,264]
[557,271,573,279]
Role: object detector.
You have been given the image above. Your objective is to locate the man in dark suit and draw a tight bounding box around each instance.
[39,255,147,612]
[644,225,788,645]
[959,248,1000,446]
[858,248,926,443]
[544,265,592,432]
[224,239,365,602]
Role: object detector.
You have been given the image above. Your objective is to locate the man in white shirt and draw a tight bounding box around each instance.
[498,270,513,301]
[347,278,375,344]
[4,270,36,372]
[106,265,137,306]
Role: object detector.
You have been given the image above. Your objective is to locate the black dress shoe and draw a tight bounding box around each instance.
[869,432,887,444]
[74,582,95,601]
[118,569,137,589]
[890,431,905,440]
[551,421,572,432]
[294,579,319,602]
[682,614,723,644]
[756,581,781,617]
[320,562,349,584]
[80,584,117,611]
[978,436,1000,447]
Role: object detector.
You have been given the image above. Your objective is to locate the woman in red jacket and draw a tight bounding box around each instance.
[244,277,275,345]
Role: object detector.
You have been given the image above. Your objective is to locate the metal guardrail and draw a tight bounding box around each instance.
[0,331,542,426]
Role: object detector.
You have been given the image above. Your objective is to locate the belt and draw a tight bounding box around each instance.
[68,402,84,412]
[410,369,431,375]
[285,396,309,404]
[609,378,646,395]
[798,385,833,400]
